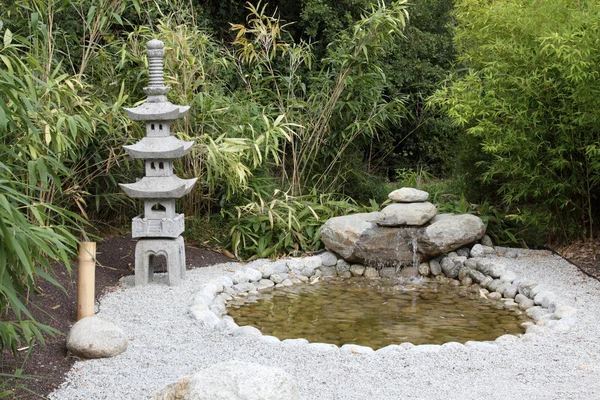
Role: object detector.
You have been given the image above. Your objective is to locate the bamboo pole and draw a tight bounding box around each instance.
[77,241,96,320]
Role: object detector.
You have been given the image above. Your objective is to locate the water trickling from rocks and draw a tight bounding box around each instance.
[412,237,419,270]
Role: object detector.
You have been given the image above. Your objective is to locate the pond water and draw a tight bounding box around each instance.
[227,277,531,349]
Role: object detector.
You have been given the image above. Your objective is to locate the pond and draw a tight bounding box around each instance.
[227,276,531,349]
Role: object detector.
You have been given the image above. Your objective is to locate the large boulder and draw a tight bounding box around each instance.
[318,212,380,261]
[320,213,485,266]
[66,316,128,359]
[152,361,300,400]
[377,202,437,226]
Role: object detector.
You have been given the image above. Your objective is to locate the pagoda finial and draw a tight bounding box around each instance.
[144,38,170,102]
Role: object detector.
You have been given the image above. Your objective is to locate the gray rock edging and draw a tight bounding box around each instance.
[188,239,578,355]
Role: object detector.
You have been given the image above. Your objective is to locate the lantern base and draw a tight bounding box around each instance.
[134,236,186,286]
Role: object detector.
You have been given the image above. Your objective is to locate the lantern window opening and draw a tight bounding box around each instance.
[151,203,167,212]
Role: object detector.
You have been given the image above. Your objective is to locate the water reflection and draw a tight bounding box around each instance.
[227,277,530,349]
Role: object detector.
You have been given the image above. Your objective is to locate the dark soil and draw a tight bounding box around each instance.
[0,236,231,399]
[552,237,600,281]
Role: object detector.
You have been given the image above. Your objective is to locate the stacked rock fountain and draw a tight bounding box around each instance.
[320,187,486,268]
[120,39,197,286]
[188,187,577,350]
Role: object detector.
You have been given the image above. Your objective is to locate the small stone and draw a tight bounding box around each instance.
[461,276,473,286]
[282,338,309,347]
[379,267,396,278]
[503,284,518,299]
[495,334,519,345]
[281,279,294,287]
[399,342,415,350]
[66,317,128,359]
[364,267,379,279]
[286,259,304,271]
[553,306,577,319]
[533,291,557,311]
[320,266,337,277]
[270,273,288,284]
[518,280,538,298]
[257,279,275,289]
[418,262,430,276]
[209,296,226,316]
[429,259,442,276]
[303,256,322,271]
[341,344,374,354]
[190,309,221,328]
[526,306,550,322]
[488,291,502,300]
[319,251,338,267]
[456,248,470,258]
[375,344,404,355]
[514,293,528,304]
[271,260,289,273]
[410,345,441,353]
[350,264,365,276]
[245,267,262,282]
[487,279,502,292]
[388,187,429,202]
[464,341,499,351]
[400,267,418,278]
[483,246,496,255]
[231,270,249,284]
[336,259,351,274]
[476,260,505,278]
[519,298,535,310]
[232,325,262,337]
[481,235,494,247]
[525,325,552,336]
[504,249,518,258]
[216,275,234,288]
[441,257,460,278]
[470,244,486,258]
[232,282,255,294]
[499,270,517,283]
[255,264,275,279]
[458,267,471,281]
[260,335,281,344]
[308,343,338,352]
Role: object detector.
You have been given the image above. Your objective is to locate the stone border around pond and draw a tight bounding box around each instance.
[188,239,578,355]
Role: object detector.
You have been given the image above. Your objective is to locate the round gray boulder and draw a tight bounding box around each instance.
[66,316,128,359]
[152,361,300,400]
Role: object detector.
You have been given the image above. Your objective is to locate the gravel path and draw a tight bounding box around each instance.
[50,249,600,400]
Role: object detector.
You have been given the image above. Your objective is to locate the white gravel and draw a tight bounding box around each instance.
[50,248,600,399]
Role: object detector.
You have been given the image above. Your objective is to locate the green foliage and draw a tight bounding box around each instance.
[223,191,377,259]
[0,166,82,353]
[430,0,600,243]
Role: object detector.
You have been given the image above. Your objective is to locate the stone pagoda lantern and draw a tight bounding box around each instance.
[120,39,197,286]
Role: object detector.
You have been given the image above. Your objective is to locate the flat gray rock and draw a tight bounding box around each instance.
[377,202,437,226]
[388,187,429,202]
[66,316,128,359]
[151,361,300,400]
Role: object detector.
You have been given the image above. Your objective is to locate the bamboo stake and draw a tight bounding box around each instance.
[77,241,96,320]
